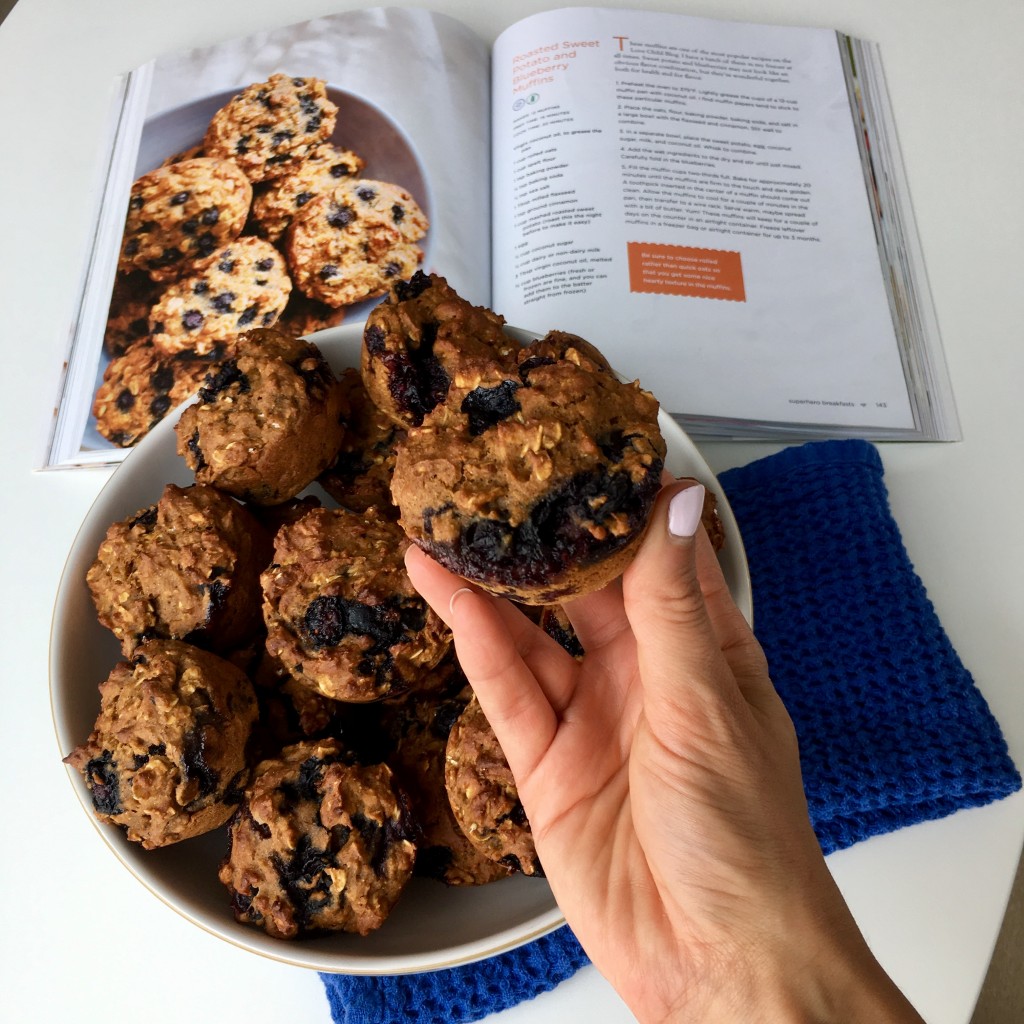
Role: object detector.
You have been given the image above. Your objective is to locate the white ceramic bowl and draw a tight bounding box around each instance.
[51,324,751,973]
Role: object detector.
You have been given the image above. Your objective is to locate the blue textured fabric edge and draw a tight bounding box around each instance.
[320,439,1021,1024]
[320,925,588,1023]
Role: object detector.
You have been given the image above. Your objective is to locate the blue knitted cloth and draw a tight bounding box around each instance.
[320,439,1020,1023]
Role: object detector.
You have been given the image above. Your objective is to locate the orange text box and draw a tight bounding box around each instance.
[627,243,745,301]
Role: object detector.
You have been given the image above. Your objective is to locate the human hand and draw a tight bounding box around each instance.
[406,479,923,1024]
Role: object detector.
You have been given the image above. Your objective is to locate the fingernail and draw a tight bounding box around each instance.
[449,587,474,616]
[668,484,705,539]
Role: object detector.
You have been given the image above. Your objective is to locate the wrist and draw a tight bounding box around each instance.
[637,884,924,1024]
[744,936,919,1024]
[655,949,920,1024]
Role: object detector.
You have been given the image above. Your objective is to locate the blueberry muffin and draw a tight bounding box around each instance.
[383,659,513,886]
[175,329,345,505]
[276,291,347,338]
[245,493,324,539]
[150,237,292,357]
[260,506,451,703]
[444,695,542,876]
[203,74,338,183]
[360,271,517,429]
[64,639,258,849]
[221,621,390,765]
[92,338,224,447]
[86,482,271,656]
[104,271,161,358]
[219,739,417,938]
[700,486,727,552]
[249,143,366,242]
[318,368,404,517]
[390,329,667,603]
[117,157,252,282]
[539,604,585,659]
[285,179,428,308]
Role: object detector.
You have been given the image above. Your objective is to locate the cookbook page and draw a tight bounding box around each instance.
[49,7,491,467]
[490,6,915,435]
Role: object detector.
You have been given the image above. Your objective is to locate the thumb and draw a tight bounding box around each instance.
[623,481,757,713]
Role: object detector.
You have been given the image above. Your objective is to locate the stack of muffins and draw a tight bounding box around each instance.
[65,271,708,941]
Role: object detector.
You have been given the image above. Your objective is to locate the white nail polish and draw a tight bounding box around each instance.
[668,484,705,539]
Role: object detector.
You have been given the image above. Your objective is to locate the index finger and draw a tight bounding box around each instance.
[404,546,568,778]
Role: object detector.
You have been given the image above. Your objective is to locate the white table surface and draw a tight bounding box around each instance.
[2,1,1021,1022]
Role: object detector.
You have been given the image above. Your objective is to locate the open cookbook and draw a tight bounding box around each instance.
[42,5,960,469]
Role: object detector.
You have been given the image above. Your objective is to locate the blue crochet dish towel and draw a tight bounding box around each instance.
[322,927,588,1024]
[717,439,1020,853]
[321,438,1020,1023]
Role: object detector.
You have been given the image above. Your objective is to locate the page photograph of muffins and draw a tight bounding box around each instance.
[58,8,492,466]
